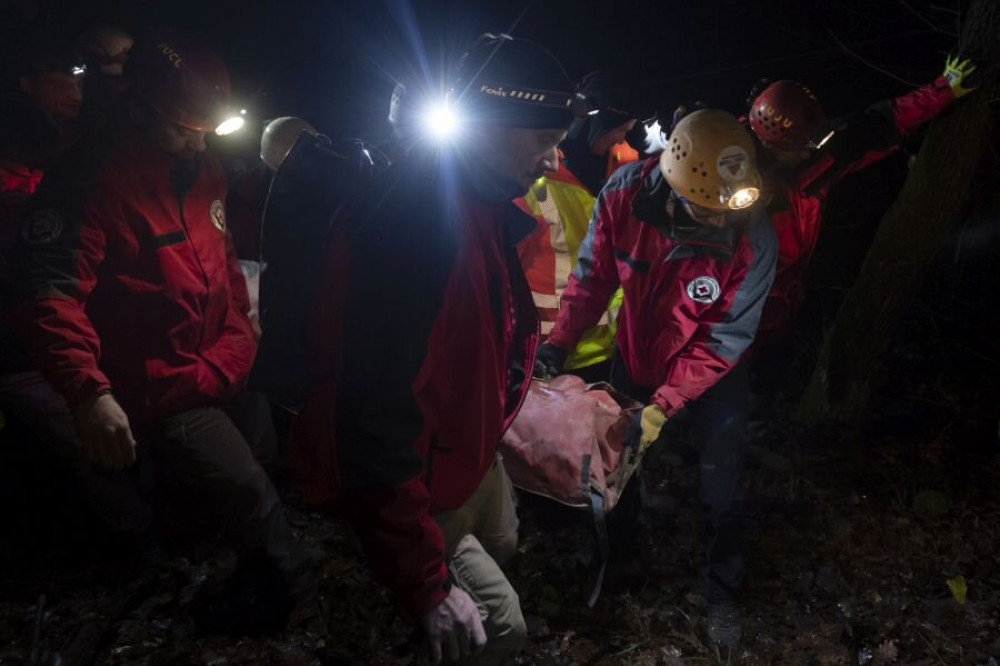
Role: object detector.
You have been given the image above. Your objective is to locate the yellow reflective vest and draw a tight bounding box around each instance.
[515,163,622,370]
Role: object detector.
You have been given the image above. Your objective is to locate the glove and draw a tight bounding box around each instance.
[943,55,977,98]
[625,404,668,454]
[422,585,486,664]
[533,342,569,379]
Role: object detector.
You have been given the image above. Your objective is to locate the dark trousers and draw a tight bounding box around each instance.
[0,372,313,603]
[143,392,316,603]
[610,354,749,605]
[0,370,152,535]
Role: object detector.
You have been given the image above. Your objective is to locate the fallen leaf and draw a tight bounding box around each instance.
[875,639,898,664]
[946,576,967,605]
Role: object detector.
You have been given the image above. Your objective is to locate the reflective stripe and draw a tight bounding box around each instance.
[531,290,560,310]
[537,188,574,296]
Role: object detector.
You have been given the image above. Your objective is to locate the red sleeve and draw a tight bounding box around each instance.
[799,77,956,196]
[211,230,258,388]
[548,188,620,351]
[652,210,777,415]
[14,181,115,407]
[298,169,456,614]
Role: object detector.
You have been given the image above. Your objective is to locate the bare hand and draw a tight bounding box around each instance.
[72,393,137,470]
[422,586,487,664]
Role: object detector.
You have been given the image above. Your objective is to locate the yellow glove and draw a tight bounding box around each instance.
[628,404,668,454]
[943,55,977,98]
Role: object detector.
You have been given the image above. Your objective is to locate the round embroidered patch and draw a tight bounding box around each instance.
[21,208,64,244]
[210,199,226,232]
[686,276,721,304]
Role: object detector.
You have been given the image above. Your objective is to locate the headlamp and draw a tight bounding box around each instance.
[808,129,835,151]
[422,100,461,141]
[719,185,760,210]
[473,81,592,118]
[215,108,247,136]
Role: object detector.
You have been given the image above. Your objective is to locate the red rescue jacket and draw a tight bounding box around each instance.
[548,157,777,416]
[15,127,255,425]
[760,76,956,336]
[292,150,539,614]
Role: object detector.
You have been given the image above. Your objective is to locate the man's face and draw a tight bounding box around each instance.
[679,198,730,229]
[147,119,209,160]
[482,127,566,195]
[761,140,810,169]
[591,119,637,156]
[20,71,84,122]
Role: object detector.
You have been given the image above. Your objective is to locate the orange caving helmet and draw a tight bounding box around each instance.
[660,109,761,211]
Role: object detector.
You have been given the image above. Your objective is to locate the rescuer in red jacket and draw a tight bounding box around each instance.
[745,56,978,418]
[14,36,315,630]
[537,109,777,652]
[293,33,585,664]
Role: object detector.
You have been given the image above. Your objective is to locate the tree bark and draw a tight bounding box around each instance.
[799,0,1000,425]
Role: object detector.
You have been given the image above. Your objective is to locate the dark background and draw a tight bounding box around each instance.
[2,0,962,143]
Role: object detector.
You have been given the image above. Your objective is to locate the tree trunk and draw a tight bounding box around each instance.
[799,0,1000,426]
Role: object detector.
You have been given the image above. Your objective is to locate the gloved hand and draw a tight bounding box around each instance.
[943,55,978,98]
[422,585,486,664]
[625,404,668,454]
[533,342,569,379]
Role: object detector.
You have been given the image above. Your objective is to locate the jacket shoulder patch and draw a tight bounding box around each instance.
[21,209,64,244]
[210,199,226,232]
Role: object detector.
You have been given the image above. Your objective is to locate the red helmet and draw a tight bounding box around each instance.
[126,35,232,132]
[748,80,824,150]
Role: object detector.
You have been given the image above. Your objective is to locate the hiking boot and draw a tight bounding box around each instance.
[706,602,742,653]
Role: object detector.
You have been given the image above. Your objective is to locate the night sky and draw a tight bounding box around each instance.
[28,0,963,143]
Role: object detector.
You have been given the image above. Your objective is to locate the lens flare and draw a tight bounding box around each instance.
[423,101,460,140]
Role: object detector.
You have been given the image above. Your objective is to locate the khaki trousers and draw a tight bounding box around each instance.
[433,454,525,665]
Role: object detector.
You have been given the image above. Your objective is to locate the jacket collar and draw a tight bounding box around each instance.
[630,158,739,252]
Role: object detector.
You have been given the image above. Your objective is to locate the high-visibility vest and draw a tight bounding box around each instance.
[515,164,622,370]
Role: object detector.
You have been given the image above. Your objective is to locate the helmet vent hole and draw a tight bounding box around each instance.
[682,152,688,157]
[702,171,708,177]
[691,167,698,173]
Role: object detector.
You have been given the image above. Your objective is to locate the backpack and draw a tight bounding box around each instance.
[499,374,643,605]
[249,133,386,410]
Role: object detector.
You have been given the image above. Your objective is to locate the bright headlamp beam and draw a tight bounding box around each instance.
[810,129,836,150]
[215,116,246,136]
[727,187,760,210]
[422,101,460,141]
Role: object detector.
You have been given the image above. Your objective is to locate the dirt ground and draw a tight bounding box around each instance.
[1,381,998,666]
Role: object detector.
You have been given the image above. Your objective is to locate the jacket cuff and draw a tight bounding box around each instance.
[403,562,451,615]
[651,386,685,418]
[63,374,113,410]
[544,329,577,352]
